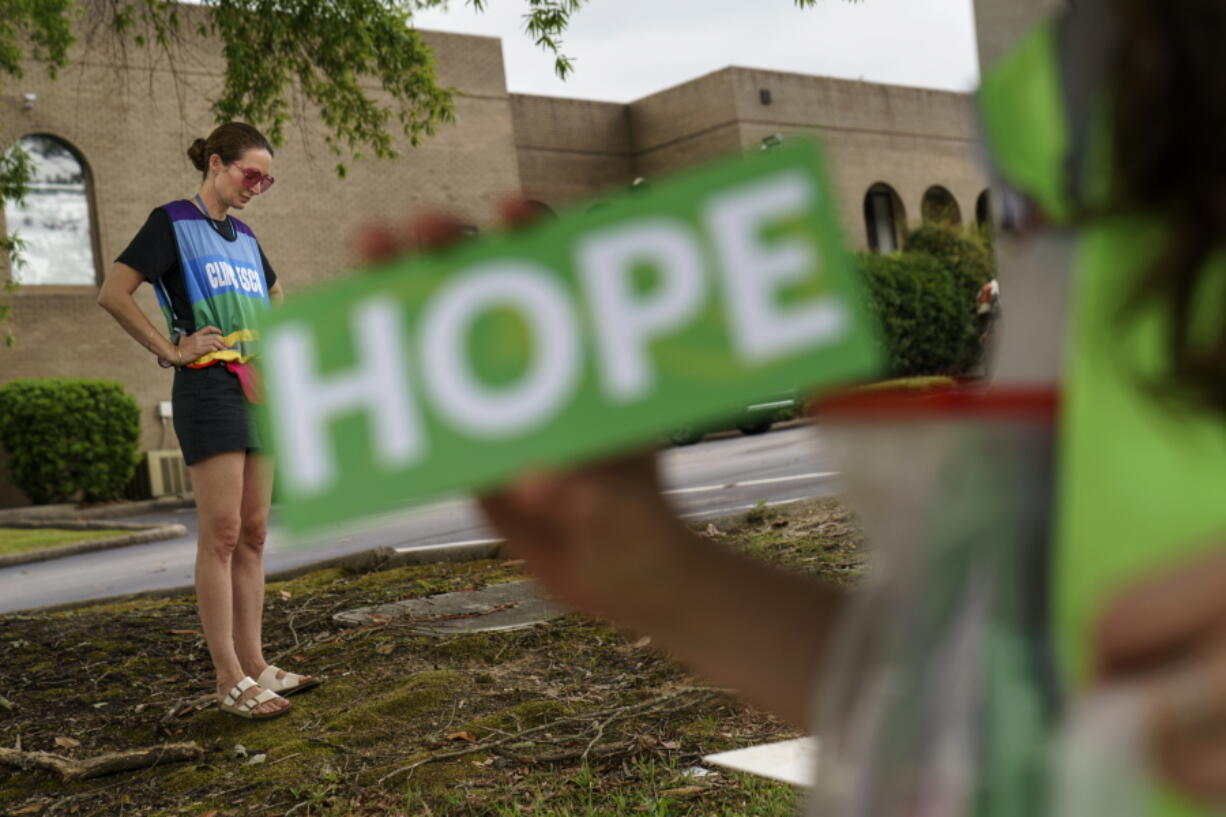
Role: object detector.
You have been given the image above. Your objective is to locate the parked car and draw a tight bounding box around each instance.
[666,389,800,446]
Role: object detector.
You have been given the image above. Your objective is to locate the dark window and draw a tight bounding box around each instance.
[921,185,961,226]
[863,183,904,253]
[976,189,992,228]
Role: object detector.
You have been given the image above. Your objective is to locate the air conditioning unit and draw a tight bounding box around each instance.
[132,449,192,498]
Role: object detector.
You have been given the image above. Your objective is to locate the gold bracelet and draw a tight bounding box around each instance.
[176,347,183,366]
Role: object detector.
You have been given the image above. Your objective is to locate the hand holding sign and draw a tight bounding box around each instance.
[256,138,880,535]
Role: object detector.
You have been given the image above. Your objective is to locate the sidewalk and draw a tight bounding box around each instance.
[0,494,195,525]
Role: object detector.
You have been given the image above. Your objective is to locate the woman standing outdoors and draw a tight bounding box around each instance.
[98,122,317,720]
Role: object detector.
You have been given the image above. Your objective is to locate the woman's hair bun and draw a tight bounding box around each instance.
[186,138,209,172]
[187,124,271,179]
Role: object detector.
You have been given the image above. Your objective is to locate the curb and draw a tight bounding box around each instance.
[0,495,195,525]
[260,540,506,585]
[0,524,190,569]
[74,496,195,520]
[1,520,170,531]
[13,539,507,616]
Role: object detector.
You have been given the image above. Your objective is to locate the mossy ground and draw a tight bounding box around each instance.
[0,497,863,817]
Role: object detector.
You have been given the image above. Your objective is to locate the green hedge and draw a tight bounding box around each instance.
[857,224,994,377]
[0,379,141,504]
[906,224,994,309]
[859,251,967,376]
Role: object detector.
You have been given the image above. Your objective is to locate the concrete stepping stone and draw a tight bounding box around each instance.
[333,580,565,636]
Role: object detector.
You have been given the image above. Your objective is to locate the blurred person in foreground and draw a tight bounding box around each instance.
[977,2,1226,813]
[359,1,1226,812]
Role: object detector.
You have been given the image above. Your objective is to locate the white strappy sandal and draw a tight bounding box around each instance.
[218,676,290,720]
[256,665,323,697]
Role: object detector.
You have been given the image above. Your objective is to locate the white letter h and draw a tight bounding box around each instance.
[266,298,423,496]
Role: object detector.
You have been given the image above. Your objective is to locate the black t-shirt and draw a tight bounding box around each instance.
[116,205,277,334]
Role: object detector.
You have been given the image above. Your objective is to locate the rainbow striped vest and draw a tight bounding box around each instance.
[155,199,270,367]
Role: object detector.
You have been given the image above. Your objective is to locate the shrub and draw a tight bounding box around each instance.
[907,225,996,371]
[0,378,141,504]
[853,224,997,377]
[858,251,979,377]
[907,223,994,305]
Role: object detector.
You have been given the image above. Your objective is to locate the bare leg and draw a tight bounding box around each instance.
[231,453,315,689]
[191,452,287,717]
[232,453,273,675]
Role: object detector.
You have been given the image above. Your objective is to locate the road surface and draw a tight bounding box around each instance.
[0,425,839,613]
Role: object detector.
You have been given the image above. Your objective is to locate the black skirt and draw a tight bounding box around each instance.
[172,365,261,466]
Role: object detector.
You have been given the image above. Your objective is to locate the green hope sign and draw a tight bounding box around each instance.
[255,139,881,535]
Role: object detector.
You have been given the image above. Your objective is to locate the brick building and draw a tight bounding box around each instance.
[0,17,988,506]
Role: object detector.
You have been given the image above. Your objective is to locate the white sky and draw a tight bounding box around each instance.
[411,0,981,103]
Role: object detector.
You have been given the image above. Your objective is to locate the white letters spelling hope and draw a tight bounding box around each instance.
[266,170,847,495]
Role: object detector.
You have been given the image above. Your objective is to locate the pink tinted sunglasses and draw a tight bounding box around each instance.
[232,162,275,193]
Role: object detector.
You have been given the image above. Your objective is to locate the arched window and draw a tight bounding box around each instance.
[921,185,961,226]
[975,189,992,228]
[863,183,905,253]
[3,135,97,285]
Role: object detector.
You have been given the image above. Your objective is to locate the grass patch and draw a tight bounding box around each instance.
[0,527,132,556]
[486,758,796,817]
[0,497,862,817]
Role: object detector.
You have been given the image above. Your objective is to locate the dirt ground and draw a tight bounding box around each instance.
[0,497,865,817]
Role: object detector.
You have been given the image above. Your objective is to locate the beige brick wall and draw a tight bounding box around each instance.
[728,69,988,247]
[510,94,633,208]
[629,71,743,179]
[514,67,987,249]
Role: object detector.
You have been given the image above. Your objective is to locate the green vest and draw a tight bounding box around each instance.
[981,19,1226,817]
